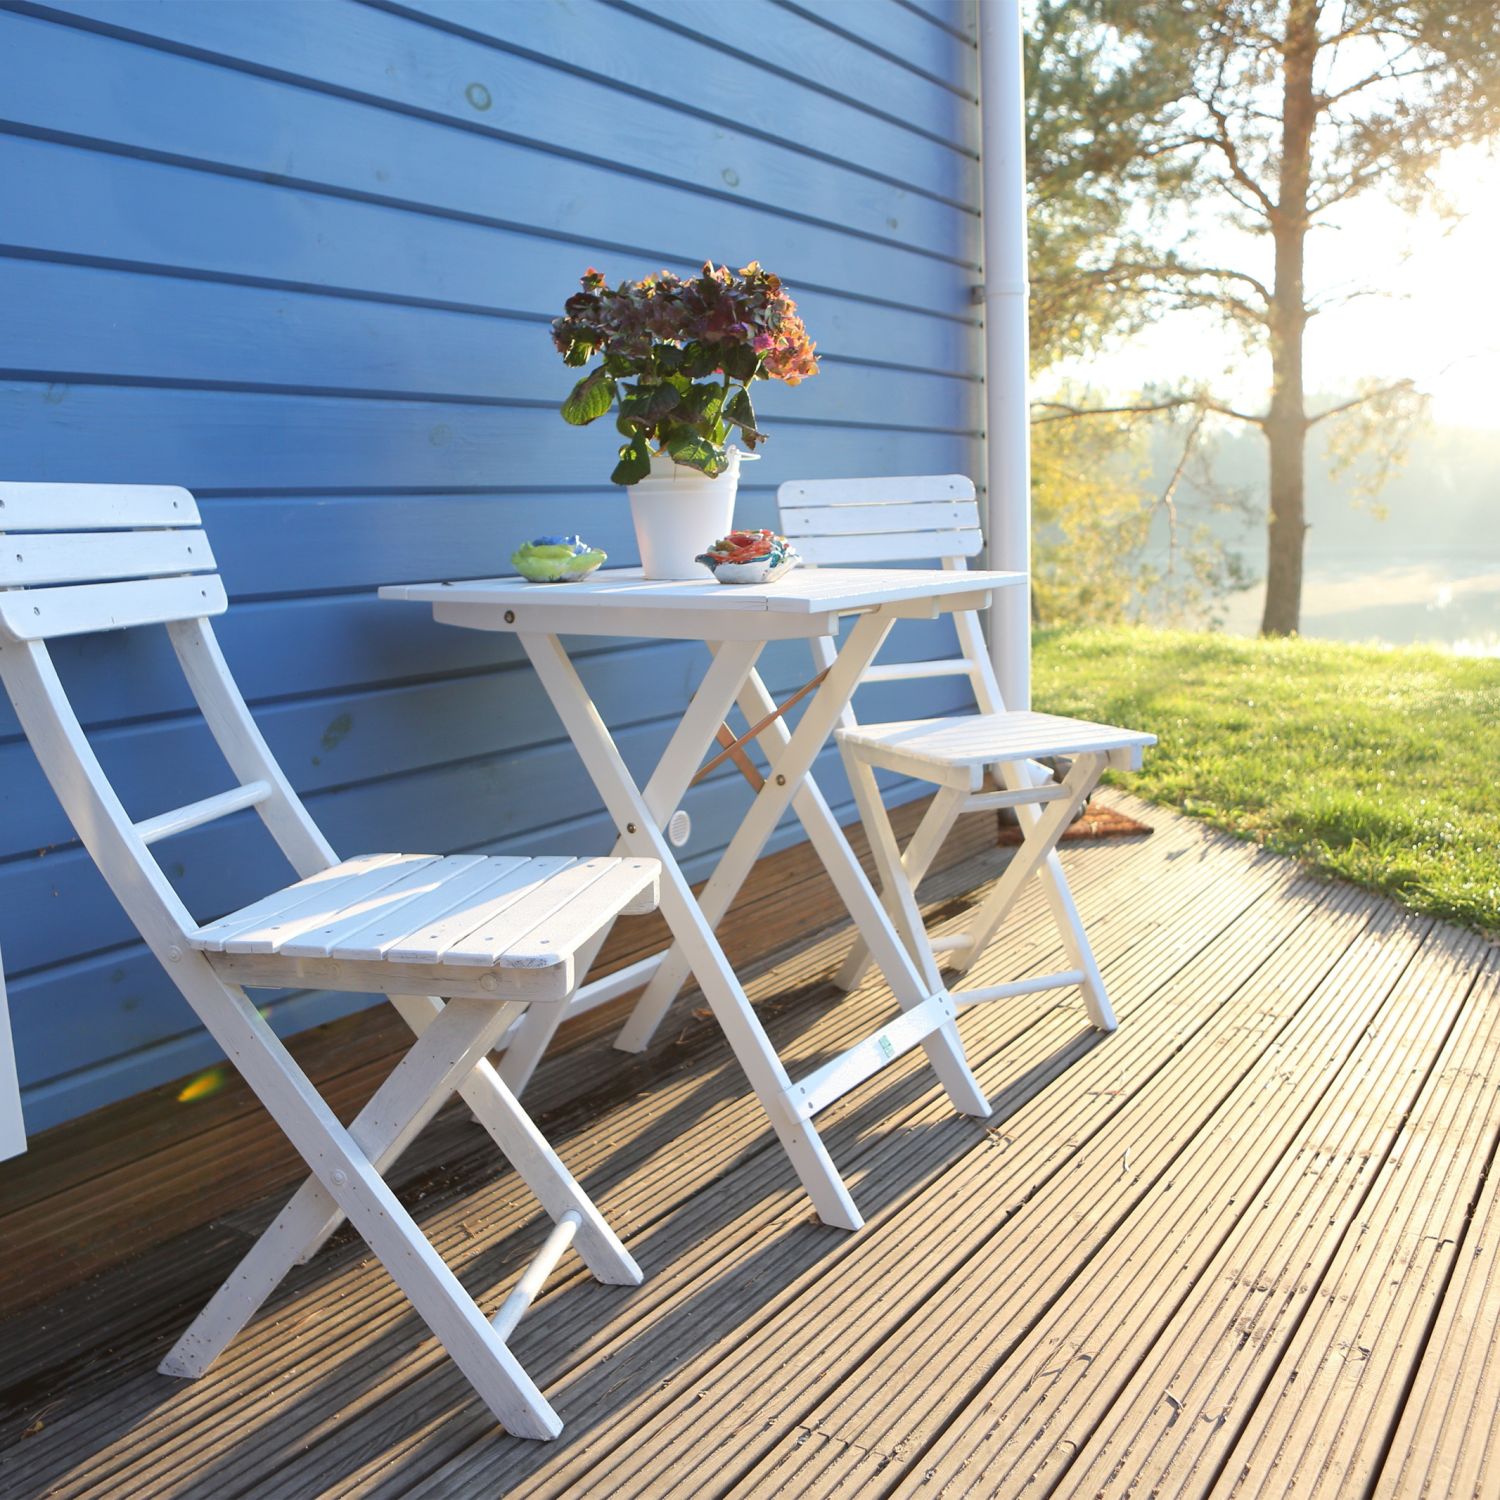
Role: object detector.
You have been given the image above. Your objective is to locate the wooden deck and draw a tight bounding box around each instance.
[3,793,1498,1499]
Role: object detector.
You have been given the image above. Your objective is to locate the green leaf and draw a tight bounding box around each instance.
[619,383,682,423]
[665,430,728,476]
[561,370,615,425]
[611,434,652,485]
[723,386,763,442]
[683,343,721,380]
[721,343,760,383]
[678,383,725,429]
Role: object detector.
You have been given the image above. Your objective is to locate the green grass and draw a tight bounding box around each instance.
[1032,627,1500,936]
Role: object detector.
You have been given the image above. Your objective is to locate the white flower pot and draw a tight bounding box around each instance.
[627,448,749,580]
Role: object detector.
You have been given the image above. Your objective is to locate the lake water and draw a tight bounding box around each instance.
[1219,549,1500,655]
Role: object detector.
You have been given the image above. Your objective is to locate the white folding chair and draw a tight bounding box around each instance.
[778,475,1155,1027]
[0,481,662,1438]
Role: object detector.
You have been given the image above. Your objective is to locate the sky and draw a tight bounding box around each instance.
[1053,145,1500,431]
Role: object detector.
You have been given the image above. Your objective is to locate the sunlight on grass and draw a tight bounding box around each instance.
[1034,627,1500,935]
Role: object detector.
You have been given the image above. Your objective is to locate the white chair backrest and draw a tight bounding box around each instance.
[776,474,1004,721]
[0,482,335,960]
[777,474,984,566]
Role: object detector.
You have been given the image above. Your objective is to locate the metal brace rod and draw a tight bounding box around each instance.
[689,668,830,787]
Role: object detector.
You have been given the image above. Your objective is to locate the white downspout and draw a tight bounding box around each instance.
[977,0,1031,710]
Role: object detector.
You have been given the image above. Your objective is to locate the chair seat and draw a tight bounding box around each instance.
[837,710,1157,788]
[190,852,660,1003]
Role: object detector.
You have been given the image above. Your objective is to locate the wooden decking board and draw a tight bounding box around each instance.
[12,801,1498,1500]
[3,815,1168,1498]
[615,877,1376,1500]
[1045,920,1477,1500]
[237,820,1228,1500]
[900,899,1436,1499]
[0,796,1004,1318]
[419,836,1295,1495]
[220,817,1237,1499]
[0,801,1012,1404]
[1375,956,1500,1500]
[375,835,1287,1496]
[1214,943,1500,1499]
[726,879,1381,1500]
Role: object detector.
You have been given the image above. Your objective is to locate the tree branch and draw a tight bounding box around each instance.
[1305,378,1416,426]
[1030,397,1197,424]
[1031,394,1266,429]
[1100,260,1273,304]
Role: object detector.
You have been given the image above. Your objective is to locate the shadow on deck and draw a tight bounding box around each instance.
[2,794,1497,1499]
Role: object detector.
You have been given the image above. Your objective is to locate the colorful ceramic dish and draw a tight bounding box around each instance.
[696,529,800,585]
[511,535,608,583]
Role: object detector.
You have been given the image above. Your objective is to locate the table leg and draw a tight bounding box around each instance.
[621,616,989,1119]
[518,631,865,1230]
[499,640,765,1088]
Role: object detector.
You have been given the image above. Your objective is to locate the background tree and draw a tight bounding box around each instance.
[1076,1,1500,634]
[1023,3,1250,627]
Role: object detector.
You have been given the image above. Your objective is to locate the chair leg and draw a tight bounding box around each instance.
[834,784,967,992]
[950,754,1105,983]
[841,753,991,1117]
[1037,848,1116,1028]
[499,921,615,1097]
[164,995,522,1376]
[994,760,1117,1030]
[386,993,641,1288]
[162,979,566,1437]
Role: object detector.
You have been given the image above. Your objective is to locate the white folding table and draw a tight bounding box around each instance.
[380,566,1025,1230]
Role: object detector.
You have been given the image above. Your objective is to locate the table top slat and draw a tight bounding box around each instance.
[379,565,1024,620]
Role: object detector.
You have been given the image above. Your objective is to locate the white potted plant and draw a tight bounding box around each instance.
[552,262,819,578]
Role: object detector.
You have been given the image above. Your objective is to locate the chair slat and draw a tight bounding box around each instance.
[136,781,272,846]
[336,854,534,962]
[779,501,979,538]
[219,856,444,956]
[277,855,491,959]
[192,852,413,950]
[777,475,975,506]
[500,860,660,968]
[445,858,625,969]
[0,529,216,587]
[0,575,228,642]
[793,530,984,566]
[0,483,200,531]
[382,856,576,965]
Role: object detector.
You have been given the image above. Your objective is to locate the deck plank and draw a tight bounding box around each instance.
[1374,955,1500,1500]
[0,803,1185,1497]
[548,875,1379,1499]
[907,903,1445,1498]
[0,794,1003,1317]
[1214,945,1500,1500]
[383,820,1283,1497]
[3,796,1496,1500]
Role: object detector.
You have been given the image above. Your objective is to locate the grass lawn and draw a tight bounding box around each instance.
[1032,627,1500,937]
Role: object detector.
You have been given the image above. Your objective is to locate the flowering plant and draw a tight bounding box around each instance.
[552,261,818,485]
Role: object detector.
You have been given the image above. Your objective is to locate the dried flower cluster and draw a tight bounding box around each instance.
[552,262,819,485]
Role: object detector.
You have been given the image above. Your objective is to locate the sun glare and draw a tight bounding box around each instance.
[1056,145,1500,431]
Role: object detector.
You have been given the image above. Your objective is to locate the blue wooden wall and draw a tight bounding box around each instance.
[0,0,983,1131]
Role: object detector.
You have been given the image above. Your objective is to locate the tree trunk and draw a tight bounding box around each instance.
[1260,0,1318,637]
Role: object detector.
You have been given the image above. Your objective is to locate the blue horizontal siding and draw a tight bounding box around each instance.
[0,0,983,1131]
